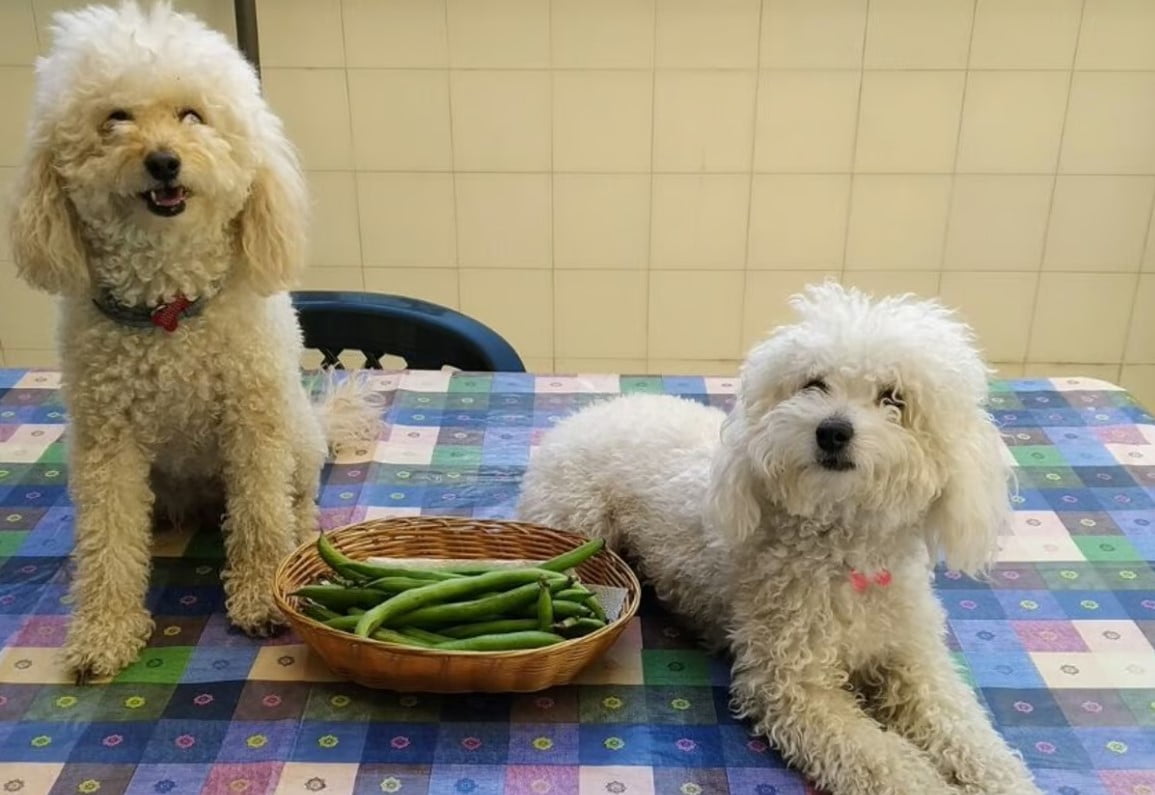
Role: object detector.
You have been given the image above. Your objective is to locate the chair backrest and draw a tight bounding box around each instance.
[291,291,525,372]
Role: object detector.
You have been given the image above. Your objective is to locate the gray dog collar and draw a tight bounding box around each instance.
[91,289,206,332]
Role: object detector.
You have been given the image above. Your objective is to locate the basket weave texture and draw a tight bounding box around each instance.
[274,517,642,693]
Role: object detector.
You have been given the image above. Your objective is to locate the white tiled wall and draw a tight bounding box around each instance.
[3,0,1155,408]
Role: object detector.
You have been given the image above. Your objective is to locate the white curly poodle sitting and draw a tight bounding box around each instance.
[519,283,1040,795]
[7,2,377,681]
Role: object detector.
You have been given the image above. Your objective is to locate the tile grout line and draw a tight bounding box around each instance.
[0,0,34,362]
[346,264,1140,277]
[936,0,979,297]
[547,0,555,372]
[441,0,462,314]
[643,0,658,369]
[261,64,1155,75]
[1116,185,1155,384]
[739,0,766,361]
[838,0,872,284]
[28,0,44,54]
[333,1,365,292]
[1021,0,1086,372]
[293,168,1155,178]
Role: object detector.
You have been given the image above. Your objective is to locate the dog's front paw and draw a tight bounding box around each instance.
[225,579,287,638]
[856,734,959,795]
[64,607,153,683]
[938,740,1041,795]
[952,761,1042,795]
[236,616,289,640]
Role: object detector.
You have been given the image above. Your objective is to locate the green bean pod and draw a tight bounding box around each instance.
[553,587,591,601]
[316,533,464,582]
[370,628,433,647]
[554,599,593,618]
[439,618,540,638]
[522,599,590,619]
[302,603,341,622]
[323,615,361,631]
[354,567,568,637]
[536,579,553,631]
[293,586,390,612]
[313,617,431,648]
[538,538,605,572]
[391,581,549,628]
[434,631,567,652]
[553,584,610,621]
[437,563,503,575]
[438,539,606,575]
[348,563,464,581]
[365,576,442,593]
[553,587,594,602]
[396,626,453,644]
[557,617,606,637]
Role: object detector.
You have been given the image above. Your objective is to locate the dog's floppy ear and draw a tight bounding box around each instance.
[705,402,763,546]
[9,144,89,295]
[235,109,307,295]
[926,407,1011,578]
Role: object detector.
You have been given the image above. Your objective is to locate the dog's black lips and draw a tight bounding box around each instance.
[141,185,189,217]
[819,456,855,472]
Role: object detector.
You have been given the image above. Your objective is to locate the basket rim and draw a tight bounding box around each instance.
[274,517,641,658]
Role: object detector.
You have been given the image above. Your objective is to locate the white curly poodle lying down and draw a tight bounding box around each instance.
[519,283,1041,795]
[7,2,378,681]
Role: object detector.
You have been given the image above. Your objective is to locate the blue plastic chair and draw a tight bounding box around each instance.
[290,291,525,372]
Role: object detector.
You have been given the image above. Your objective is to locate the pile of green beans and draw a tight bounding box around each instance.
[293,534,611,652]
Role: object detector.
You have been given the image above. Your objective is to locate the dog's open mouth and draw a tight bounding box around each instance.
[141,185,189,217]
[818,456,855,472]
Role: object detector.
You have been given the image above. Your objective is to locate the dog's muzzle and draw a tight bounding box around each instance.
[140,150,189,217]
[816,416,855,471]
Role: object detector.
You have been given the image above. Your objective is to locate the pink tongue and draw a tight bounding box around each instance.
[153,189,184,206]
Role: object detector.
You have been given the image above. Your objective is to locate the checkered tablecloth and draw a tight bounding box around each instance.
[0,368,1153,795]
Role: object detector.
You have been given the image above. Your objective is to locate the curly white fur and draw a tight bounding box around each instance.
[6,1,379,681]
[519,283,1041,795]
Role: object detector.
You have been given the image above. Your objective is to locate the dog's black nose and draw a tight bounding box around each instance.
[145,150,181,182]
[816,417,854,453]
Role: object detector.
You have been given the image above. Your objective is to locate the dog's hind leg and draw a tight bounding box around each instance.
[517,465,629,552]
[289,422,326,546]
[298,373,379,543]
[64,433,157,682]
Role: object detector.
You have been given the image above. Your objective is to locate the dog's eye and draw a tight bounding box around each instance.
[179,108,203,125]
[879,387,905,409]
[803,379,828,393]
[105,109,132,124]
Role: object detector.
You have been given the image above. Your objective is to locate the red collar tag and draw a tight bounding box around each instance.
[849,569,892,593]
[150,294,192,332]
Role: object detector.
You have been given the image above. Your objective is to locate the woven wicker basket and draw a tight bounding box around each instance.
[274,517,641,693]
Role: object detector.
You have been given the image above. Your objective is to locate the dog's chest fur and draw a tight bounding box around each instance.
[730,538,933,671]
[826,569,925,667]
[58,290,301,478]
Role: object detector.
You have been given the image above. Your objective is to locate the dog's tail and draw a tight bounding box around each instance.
[309,371,385,453]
